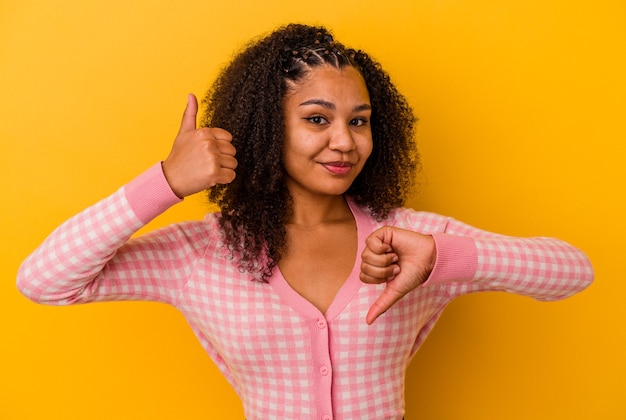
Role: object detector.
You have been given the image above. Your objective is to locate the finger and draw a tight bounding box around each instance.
[219,155,238,170]
[212,167,237,185]
[360,262,399,284]
[179,94,198,134]
[365,227,394,254]
[215,139,237,156]
[201,127,233,142]
[366,285,405,325]
[360,241,398,284]
[361,246,398,268]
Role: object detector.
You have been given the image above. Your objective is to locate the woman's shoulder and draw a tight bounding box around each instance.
[346,197,452,234]
[133,212,223,253]
[180,212,223,242]
[386,207,452,234]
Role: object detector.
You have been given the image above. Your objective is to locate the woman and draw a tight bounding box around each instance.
[17,24,594,419]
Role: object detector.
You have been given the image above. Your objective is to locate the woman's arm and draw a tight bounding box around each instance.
[16,163,189,305]
[430,221,594,299]
[17,94,238,306]
[360,214,594,324]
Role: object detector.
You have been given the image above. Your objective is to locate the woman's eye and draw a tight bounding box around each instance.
[306,116,327,125]
[350,118,368,127]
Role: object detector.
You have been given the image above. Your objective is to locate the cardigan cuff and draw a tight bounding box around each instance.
[123,162,183,224]
[423,233,478,285]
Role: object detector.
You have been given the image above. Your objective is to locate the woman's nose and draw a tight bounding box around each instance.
[329,123,356,152]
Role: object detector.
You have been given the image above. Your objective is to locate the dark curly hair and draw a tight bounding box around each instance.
[201,23,418,281]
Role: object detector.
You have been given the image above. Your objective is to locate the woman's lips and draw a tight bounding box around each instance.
[322,161,353,175]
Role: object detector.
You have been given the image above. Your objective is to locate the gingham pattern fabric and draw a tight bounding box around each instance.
[17,164,594,420]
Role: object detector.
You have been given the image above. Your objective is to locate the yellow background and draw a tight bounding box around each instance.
[2,0,624,418]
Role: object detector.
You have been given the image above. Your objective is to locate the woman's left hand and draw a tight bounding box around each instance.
[360,226,437,324]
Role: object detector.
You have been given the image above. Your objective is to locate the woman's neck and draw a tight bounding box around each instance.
[287,194,352,228]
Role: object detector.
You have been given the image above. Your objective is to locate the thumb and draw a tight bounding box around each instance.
[366,283,405,325]
[179,93,198,134]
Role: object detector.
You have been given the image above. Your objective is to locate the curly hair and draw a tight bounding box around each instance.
[201,23,418,281]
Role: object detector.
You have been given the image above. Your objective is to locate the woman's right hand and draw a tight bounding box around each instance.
[162,94,237,198]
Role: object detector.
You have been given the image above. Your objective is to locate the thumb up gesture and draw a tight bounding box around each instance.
[162,94,237,198]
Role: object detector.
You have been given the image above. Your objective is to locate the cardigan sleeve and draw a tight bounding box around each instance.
[14,163,212,306]
[399,211,594,301]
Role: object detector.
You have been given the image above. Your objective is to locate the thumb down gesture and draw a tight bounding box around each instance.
[360,226,436,325]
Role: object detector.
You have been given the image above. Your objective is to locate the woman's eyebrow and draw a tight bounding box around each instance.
[300,99,335,109]
[299,99,372,112]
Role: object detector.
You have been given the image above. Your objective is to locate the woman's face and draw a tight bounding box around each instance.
[282,64,373,200]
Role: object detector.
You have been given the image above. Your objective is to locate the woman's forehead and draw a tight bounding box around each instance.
[284,65,368,101]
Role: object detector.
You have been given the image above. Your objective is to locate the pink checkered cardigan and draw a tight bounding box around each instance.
[17,163,594,420]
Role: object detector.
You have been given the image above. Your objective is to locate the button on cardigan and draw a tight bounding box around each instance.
[17,163,594,420]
